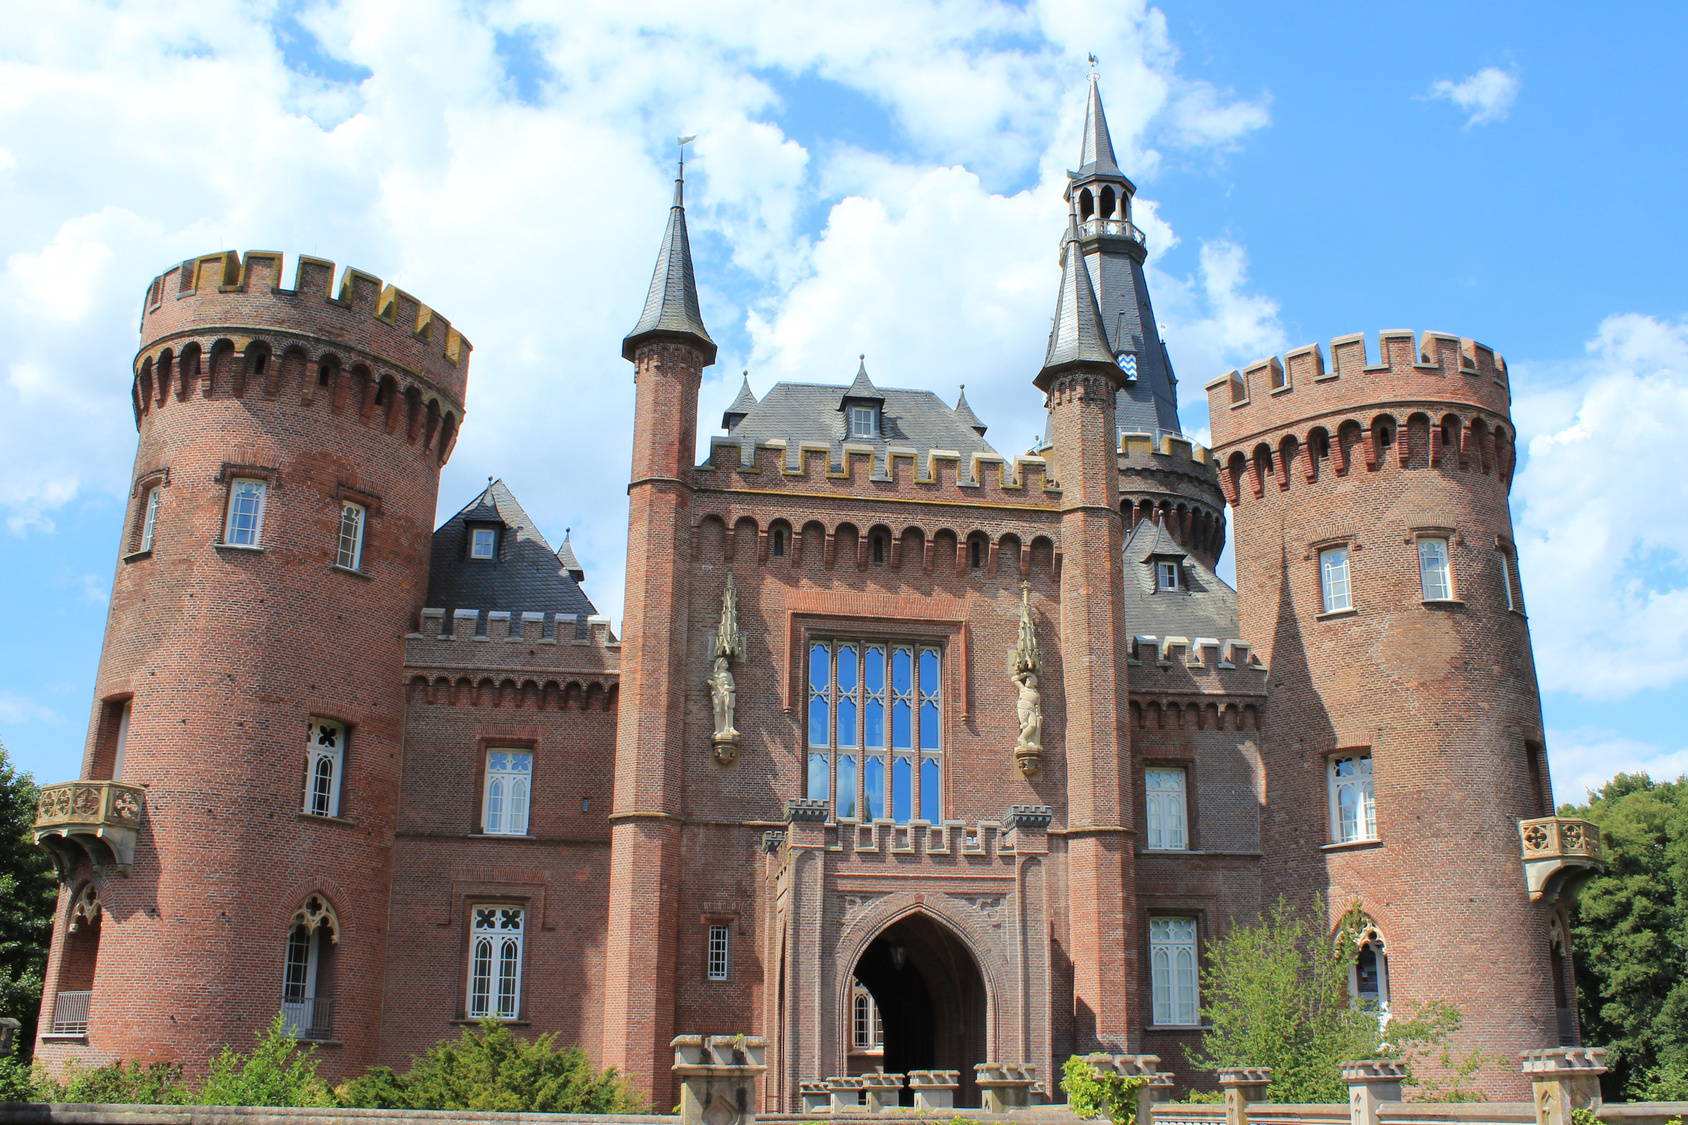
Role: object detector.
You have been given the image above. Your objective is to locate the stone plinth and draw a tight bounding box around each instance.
[1342,1060,1407,1125]
[909,1069,961,1111]
[1522,1047,1607,1125]
[671,1034,768,1125]
[1219,1067,1272,1125]
[977,1062,1038,1112]
[799,1080,830,1113]
[861,1070,905,1112]
[827,1075,867,1112]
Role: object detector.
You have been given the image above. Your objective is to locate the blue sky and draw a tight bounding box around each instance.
[1,0,1684,802]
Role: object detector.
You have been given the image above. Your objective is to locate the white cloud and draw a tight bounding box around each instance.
[1428,65,1520,126]
[0,0,1271,628]
[0,691,61,725]
[1512,314,1688,699]
[1547,727,1688,806]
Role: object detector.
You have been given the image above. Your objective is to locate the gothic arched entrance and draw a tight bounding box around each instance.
[851,913,988,1107]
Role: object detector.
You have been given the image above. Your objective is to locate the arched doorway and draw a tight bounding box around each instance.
[851,913,987,1107]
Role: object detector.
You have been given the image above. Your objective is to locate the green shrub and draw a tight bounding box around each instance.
[56,1059,187,1104]
[1061,1055,1146,1125]
[194,1012,331,1107]
[337,1019,642,1114]
[0,1057,47,1102]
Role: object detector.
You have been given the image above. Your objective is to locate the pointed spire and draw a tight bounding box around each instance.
[622,151,716,364]
[722,372,758,430]
[839,354,884,408]
[556,527,585,584]
[1036,218,1118,389]
[1078,72,1121,177]
[953,384,987,436]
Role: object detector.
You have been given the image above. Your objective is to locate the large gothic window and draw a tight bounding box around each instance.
[281,895,337,1041]
[467,906,524,1019]
[807,639,942,823]
[1149,917,1199,1026]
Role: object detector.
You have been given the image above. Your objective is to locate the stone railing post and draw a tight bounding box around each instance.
[1091,1054,1164,1125]
[0,1017,19,1059]
[977,1062,1037,1112]
[799,1080,831,1113]
[1341,1060,1406,1125]
[862,1070,905,1112]
[1522,1047,1607,1125]
[828,1074,867,1112]
[671,1034,769,1125]
[1219,1067,1272,1125]
[909,1069,960,1110]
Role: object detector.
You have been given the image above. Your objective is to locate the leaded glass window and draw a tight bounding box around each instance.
[1320,546,1352,613]
[337,502,366,570]
[1418,537,1452,601]
[806,638,942,822]
[139,486,161,552]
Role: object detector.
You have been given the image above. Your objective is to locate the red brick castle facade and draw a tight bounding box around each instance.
[30,78,1601,1105]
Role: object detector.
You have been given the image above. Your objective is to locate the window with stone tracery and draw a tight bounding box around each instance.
[1145,768,1188,850]
[807,639,941,823]
[467,905,524,1019]
[303,719,345,818]
[851,982,883,1051]
[482,750,532,835]
[281,895,337,1040]
[1149,917,1199,1026]
[1350,923,1390,1015]
[1328,751,1376,843]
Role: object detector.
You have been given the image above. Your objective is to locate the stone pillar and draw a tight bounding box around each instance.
[862,1071,905,1112]
[799,1081,830,1113]
[1522,1047,1607,1125]
[1341,1060,1406,1125]
[0,1017,18,1059]
[909,1070,960,1110]
[977,1062,1037,1112]
[672,1034,768,1125]
[828,1075,867,1112]
[1219,1067,1272,1125]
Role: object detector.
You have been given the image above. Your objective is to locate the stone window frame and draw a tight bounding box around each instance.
[465,902,526,1021]
[1407,525,1462,606]
[1347,921,1391,1015]
[125,467,170,560]
[479,744,536,837]
[213,462,281,551]
[302,716,348,819]
[1143,762,1192,852]
[1326,748,1378,846]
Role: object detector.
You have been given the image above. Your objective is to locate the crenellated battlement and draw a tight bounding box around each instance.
[1204,330,1512,452]
[140,251,471,404]
[1118,430,1214,467]
[697,435,1064,508]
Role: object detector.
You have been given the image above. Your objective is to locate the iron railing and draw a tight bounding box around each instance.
[280,995,335,1041]
[51,990,91,1034]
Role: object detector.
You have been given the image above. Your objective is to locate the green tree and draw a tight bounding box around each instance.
[337,1019,642,1114]
[0,740,58,1059]
[1566,772,1688,1099]
[1188,897,1499,1103]
[194,1012,332,1107]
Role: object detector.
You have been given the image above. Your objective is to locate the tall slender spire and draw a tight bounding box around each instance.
[1036,216,1117,390]
[1078,72,1121,177]
[622,146,716,363]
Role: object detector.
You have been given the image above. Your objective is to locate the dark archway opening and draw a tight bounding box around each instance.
[852,913,987,1107]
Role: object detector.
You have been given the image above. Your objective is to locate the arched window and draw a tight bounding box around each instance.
[969,538,983,569]
[1550,919,1575,1044]
[483,749,532,835]
[467,905,524,1019]
[850,981,883,1052]
[303,718,345,818]
[281,895,337,1040]
[772,527,786,557]
[1347,920,1390,1019]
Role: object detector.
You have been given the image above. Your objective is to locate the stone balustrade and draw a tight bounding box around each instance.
[908,1069,961,1110]
[32,780,146,878]
[671,1033,767,1125]
[976,1062,1039,1112]
[1519,817,1606,902]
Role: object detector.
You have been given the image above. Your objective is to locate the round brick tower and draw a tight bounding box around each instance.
[1205,330,1577,1097]
[33,250,468,1079]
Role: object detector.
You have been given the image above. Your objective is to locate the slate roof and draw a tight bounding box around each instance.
[426,480,598,627]
[1119,517,1239,639]
[952,386,986,436]
[720,369,998,471]
[1078,74,1124,179]
[722,375,758,429]
[1038,218,1118,386]
[623,176,716,363]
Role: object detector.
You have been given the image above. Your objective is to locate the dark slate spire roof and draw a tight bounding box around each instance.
[622,172,717,363]
[838,355,885,407]
[427,480,597,627]
[952,385,987,436]
[722,373,758,430]
[1037,218,1118,388]
[555,528,584,584]
[1078,74,1122,178]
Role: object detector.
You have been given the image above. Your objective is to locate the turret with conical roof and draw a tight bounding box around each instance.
[622,168,716,364]
[1038,216,1121,391]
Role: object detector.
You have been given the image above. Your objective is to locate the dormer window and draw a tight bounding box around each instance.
[471,528,497,559]
[849,405,876,440]
[1156,561,1180,591]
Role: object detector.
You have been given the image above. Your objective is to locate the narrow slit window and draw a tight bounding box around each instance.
[139,486,162,552]
[336,502,366,570]
[1499,551,1516,611]
[772,527,786,557]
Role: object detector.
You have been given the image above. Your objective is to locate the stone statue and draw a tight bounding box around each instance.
[1010,582,1043,775]
[708,574,743,765]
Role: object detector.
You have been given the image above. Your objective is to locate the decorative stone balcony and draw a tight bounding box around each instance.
[34,780,146,879]
[1519,816,1604,902]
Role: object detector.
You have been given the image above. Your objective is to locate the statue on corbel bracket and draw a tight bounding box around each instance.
[707,572,745,765]
[1010,582,1043,776]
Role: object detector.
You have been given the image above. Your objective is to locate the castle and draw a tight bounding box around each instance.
[29,78,1603,1106]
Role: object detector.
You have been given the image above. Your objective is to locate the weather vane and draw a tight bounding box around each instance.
[678,133,697,177]
[1088,53,1098,76]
